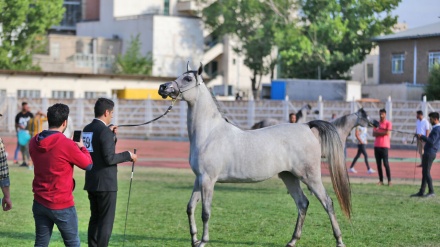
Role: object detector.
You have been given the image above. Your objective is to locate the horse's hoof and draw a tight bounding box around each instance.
[337,244,346,247]
[192,240,201,247]
[286,244,295,247]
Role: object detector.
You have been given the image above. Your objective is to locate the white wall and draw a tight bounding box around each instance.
[113,0,162,17]
[152,15,203,76]
[0,74,165,98]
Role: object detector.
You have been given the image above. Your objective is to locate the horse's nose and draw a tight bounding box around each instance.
[158,83,168,98]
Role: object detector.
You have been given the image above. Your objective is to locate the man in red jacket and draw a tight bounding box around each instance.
[29,103,93,247]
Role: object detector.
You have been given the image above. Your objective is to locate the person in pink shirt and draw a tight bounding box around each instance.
[373,108,392,186]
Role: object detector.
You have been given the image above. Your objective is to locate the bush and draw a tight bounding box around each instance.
[425,63,440,101]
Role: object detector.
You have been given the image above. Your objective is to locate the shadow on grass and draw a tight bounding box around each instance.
[166,184,280,193]
[112,233,277,246]
[0,231,35,241]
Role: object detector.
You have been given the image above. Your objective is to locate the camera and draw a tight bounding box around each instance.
[73,130,82,142]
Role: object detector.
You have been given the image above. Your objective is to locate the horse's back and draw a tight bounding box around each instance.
[202,123,321,182]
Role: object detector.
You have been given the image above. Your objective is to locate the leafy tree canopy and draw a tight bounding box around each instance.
[200,0,297,96]
[0,0,64,70]
[277,0,401,79]
[114,34,153,75]
[425,64,440,101]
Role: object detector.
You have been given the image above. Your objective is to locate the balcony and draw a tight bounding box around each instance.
[177,0,199,15]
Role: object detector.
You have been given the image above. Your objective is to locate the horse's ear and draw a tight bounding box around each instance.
[197,62,203,75]
[187,61,191,72]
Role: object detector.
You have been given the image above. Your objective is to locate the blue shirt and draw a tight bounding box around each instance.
[422,124,440,155]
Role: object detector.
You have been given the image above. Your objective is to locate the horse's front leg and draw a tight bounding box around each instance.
[187,178,201,247]
[199,175,215,247]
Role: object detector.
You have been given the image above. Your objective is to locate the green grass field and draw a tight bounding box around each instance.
[0,166,439,247]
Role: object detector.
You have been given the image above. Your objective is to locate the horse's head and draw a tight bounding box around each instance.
[356,108,370,127]
[158,62,204,100]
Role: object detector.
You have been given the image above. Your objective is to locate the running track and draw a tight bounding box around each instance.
[2,136,439,181]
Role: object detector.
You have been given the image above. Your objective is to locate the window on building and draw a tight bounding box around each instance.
[17,90,41,98]
[428,51,440,71]
[50,43,60,59]
[391,53,404,74]
[164,0,170,15]
[367,63,374,78]
[59,1,81,29]
[85,91,107,99]
[52,91,74,99]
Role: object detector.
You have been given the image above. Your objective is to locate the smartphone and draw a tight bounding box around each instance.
[73,130,82,142]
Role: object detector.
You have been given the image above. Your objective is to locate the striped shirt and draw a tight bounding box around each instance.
[0,137,10,188]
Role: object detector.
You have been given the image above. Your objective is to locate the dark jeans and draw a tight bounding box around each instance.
[32,201,80,247]
[350,144,370,170]
[87,191,117,247]
[374,147,391,182]
[419,152,435,194]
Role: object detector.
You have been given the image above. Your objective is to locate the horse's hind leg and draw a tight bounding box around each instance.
[279,171,309,247]
[304,177,345,247]
[187,178,201,247]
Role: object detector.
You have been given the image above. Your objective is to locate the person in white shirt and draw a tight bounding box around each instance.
[416,110,431,167]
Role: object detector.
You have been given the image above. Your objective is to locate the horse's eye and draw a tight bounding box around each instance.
[184,76,192,82]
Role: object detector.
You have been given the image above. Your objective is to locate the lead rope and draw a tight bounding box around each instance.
[117,98,177,128]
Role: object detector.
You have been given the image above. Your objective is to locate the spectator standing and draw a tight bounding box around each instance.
[83,98,137,247]
[373,109,392,186]
[411,112,440,198]
[27,111,48,137]
[415,110,431,167]
[349,126,375,174]
[15,102,33,166]
[29,103,93,246]
[0,113,12,211]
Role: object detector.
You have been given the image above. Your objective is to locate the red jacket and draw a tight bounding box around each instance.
[30,130,93,210]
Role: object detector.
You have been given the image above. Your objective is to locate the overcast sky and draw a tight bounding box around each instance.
[392,0,440,28]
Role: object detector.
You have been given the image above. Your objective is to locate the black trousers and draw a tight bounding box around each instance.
[420,152,435,194]
[350,144,371,170]
[87,191,117,247]
[374,147,391,182]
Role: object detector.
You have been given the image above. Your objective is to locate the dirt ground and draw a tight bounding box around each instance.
[2,136,439,183]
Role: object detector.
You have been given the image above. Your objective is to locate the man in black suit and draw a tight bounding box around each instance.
[83,98,137,247]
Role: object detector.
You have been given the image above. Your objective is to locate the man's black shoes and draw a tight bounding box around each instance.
[410,192,424,197]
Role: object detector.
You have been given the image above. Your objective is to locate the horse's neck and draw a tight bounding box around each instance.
[337,114,358,140]
[186,86,226,143]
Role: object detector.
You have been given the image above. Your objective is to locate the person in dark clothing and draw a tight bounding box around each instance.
[83,98,137,247]
[411,112,440,198]
[15,102,33,166]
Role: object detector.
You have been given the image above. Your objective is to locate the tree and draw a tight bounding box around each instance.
[277,0,401,79]
[0,0,65,70]
[200,0,297,98]
[114,34,154,75]
[425,64,440,101]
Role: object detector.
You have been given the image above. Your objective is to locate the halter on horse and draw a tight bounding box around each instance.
[158,62,351,247]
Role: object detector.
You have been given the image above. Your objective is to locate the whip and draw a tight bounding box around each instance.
[123,149,136,246]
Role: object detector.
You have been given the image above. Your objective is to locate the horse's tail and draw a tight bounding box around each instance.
[307,120,351,219]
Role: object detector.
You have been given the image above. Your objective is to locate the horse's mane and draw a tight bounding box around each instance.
[331,114,348,128]
[198,73,238,126]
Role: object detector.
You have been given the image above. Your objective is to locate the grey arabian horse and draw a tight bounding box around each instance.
[329,108,371,147]
[158,63,351,247]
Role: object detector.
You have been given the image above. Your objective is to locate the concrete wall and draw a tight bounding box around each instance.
[276,79,361,101]
[362,84,425,101]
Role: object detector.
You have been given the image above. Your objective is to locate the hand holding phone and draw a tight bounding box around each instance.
[73,130,84,149]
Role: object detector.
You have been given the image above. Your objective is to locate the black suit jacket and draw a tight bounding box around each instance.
[83,119,131,192]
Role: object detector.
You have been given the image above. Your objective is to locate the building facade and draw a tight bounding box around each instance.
[374,22,440,85]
